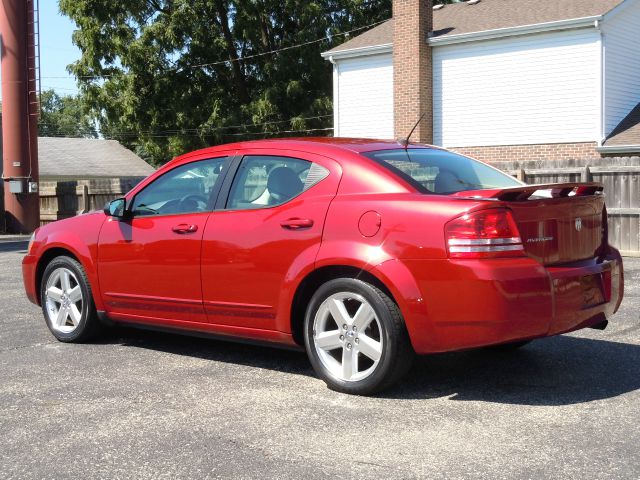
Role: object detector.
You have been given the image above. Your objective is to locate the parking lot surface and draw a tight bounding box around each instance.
[1,242,639,479]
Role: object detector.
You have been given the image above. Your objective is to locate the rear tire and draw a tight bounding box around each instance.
[304,278,414,395]
[40,256,103,343]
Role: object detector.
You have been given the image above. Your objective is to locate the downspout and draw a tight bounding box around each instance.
[596,19,606,147]
[328,55,340,137]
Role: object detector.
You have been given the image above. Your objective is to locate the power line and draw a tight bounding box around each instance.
[183,20,386,71]
[39,114,333,138]
[41,85,79,92]
[40,19,386,81]
[39,126,334,140]
[141,127,335,139]
[110,115,333,136]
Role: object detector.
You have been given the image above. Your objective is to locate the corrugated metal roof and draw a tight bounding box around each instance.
[325,0,625,54]
[38,137,155,179]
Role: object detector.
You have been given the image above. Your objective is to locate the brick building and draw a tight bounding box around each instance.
[322,0,640,163]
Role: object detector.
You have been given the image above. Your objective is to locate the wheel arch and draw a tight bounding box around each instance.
[35,247,82,305]
[289,264,397,346]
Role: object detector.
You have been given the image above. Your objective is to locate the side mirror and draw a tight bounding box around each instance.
[104,198,128,218]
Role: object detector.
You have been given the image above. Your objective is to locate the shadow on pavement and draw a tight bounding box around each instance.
[106,326,312,376]
[0,241,28,253]
[387,334,640,405]
[102,326,640,406]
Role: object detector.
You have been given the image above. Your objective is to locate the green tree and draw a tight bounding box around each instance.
[38,89,98,138]
[59,0,391,166]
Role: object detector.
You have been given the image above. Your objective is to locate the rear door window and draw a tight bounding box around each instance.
[226,155,329,210]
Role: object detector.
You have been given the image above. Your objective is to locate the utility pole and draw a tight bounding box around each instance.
[0,0,40,233]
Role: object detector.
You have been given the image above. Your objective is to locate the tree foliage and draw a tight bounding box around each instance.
[59,0,392,165]
[38,89,98,138]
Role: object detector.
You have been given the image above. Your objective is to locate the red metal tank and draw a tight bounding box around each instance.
[1,0,40,233]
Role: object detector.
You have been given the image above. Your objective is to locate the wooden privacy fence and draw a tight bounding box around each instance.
[39,177,145,225]
[496,157,640,257]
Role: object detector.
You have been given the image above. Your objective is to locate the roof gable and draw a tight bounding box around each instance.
[325,0,625,55]
[38,137,155,179]
[603,103,640,147]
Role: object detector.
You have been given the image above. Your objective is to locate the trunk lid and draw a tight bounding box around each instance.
[453,183,605,265]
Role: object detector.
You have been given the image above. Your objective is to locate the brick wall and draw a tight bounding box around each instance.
[450,142,601,163]
[393,0,433,143]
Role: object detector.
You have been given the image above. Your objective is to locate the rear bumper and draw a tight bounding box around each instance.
[546,252,623,336]
[22,254,39,305]
[376,250,624,355]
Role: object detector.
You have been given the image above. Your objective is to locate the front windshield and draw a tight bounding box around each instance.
[363,148,522,194]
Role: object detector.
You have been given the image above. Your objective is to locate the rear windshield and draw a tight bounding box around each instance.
[363,149,521,194]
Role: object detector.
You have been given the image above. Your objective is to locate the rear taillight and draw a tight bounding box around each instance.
[445,209,525,259]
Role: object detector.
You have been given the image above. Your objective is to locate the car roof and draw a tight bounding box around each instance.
[176,137,440,162]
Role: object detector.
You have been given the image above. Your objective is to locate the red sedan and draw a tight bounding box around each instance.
[22,138,624,394]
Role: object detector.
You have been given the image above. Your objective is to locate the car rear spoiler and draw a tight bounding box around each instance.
[451,182,604,202]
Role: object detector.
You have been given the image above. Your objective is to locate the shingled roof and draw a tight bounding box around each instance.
[604,103,640,147]
[325,0,625,54]
[38,137,155,180]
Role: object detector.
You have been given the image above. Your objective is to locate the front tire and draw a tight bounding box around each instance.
[40,256,103,342]
[304,278,414,395]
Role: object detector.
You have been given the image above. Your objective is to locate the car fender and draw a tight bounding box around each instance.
[32,216,105,311]
[315,240,396,270]
[295,240,435,352]
[275,239,393,334]
[368,258,438,353]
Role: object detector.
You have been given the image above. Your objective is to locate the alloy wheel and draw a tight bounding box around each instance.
[44,267,84,334]
[312,292,383,382]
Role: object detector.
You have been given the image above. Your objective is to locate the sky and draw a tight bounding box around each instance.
[39,1,81,96]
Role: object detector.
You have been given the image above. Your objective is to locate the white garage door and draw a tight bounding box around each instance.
[336,54,394,139]
[433,28,600,147]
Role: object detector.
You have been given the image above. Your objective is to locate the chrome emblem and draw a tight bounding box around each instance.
[575,218,582,231]
[527,236,553,243]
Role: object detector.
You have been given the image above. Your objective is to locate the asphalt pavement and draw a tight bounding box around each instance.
[1,242,639,479]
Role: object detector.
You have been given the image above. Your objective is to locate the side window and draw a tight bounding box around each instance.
[227,155,329,210]
[131,157,227,216]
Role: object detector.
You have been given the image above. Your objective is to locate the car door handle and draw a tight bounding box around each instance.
[172,224,198,234]
[280,218,314,230]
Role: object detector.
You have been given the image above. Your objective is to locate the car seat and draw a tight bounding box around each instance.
[434,170,462,194]
[267,166,304,205]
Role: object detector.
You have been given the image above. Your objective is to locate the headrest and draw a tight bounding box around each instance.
[267,166,303,200]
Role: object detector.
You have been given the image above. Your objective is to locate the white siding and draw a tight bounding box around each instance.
[433,29,601,147]
[335,54,393,139]
[603,1,640,137]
